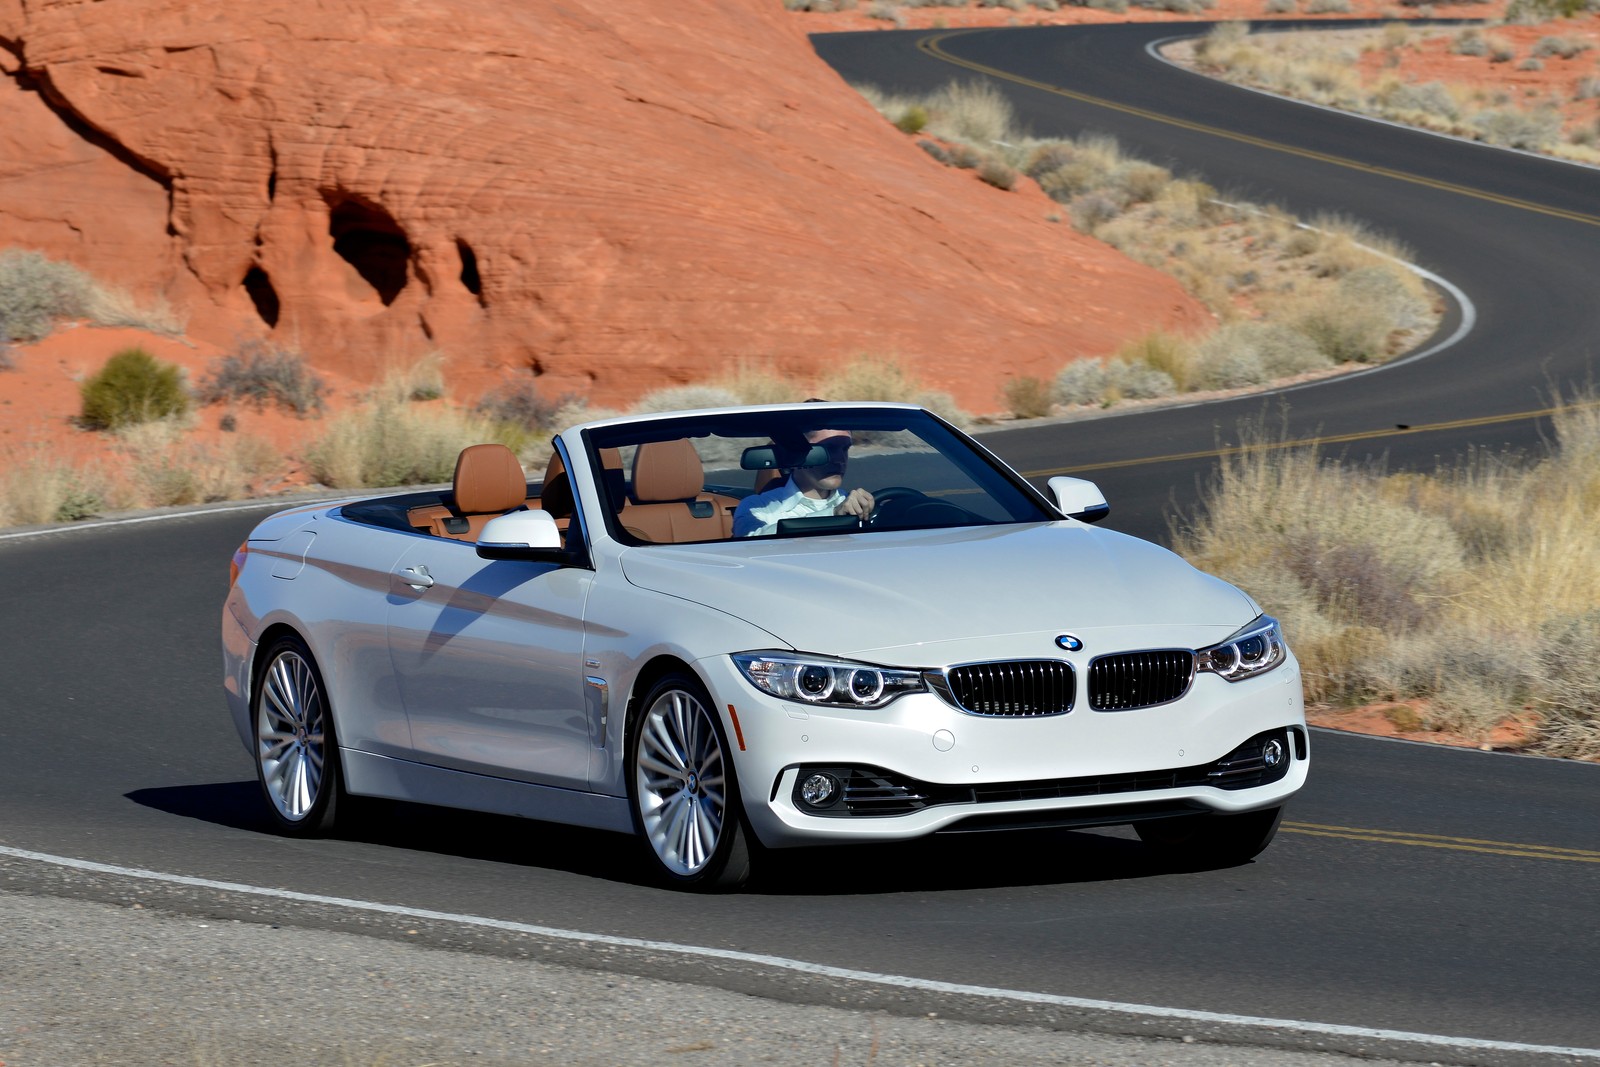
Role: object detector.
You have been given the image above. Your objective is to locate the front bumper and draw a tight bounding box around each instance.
[697,652,1308,848]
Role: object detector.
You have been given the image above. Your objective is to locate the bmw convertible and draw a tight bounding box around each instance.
[222,402,1308,889]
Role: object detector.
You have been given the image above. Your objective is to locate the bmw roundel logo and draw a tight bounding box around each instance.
[1055,633,1084,652]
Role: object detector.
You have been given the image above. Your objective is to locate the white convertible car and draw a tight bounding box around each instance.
[223,402,1307,889]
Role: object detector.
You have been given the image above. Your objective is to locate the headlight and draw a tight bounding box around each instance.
[732,651,926,709]
[1196,616,1287,682]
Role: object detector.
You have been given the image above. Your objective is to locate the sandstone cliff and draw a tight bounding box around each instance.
[0,0,1208,411]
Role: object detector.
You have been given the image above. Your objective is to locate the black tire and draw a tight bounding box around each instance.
[252,634,345,836]
[1135,805,1284,868]
[626,672,753,890]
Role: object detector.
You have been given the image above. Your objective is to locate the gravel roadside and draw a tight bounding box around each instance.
[0,889,1415,1067]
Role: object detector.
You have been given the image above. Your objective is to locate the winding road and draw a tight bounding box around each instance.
[3,22,1598,1066]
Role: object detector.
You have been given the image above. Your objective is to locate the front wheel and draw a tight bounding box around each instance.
[253,635,344,836]
[1135,806,1284,868]
[627,673,752,890]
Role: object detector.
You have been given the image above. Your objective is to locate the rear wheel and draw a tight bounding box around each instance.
[627,673,752,890]
[1135,805,1284,867]
[253,635,344,835]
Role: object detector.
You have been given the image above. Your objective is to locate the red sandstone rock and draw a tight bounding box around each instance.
[0,0,1209,412]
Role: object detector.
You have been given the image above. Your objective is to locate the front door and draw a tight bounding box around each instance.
[385,537,596,791]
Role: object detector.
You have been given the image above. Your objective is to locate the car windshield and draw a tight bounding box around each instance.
[579,407,1056,545]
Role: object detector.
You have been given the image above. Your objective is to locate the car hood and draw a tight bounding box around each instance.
[617,523,1260,663]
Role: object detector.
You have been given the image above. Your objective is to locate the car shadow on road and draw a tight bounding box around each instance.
[130,781,1242,892]
[127,781,649,885]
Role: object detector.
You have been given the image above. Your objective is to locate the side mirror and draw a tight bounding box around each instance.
[1048,476,1110,524]
[475,509,566,561]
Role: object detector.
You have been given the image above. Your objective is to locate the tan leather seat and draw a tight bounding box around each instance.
[407,443,528,541]
[621,439,734,543]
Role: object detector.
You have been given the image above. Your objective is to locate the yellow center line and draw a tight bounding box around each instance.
[1018,399,1600,478]
[918,31,1600,228]
[1284,821,1600,863]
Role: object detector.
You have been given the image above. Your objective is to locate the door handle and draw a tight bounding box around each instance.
[400,564,434,591]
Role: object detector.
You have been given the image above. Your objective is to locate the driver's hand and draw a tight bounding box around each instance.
[835,488,875,520]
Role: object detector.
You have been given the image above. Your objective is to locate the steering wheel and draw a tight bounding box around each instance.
[865,486,930,527]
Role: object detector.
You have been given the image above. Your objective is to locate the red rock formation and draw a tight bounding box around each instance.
[0,0,1209,412]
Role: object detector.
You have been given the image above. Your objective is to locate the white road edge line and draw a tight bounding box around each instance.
[5,843,1598,1060]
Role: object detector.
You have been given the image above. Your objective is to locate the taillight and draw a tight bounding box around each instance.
[229,542,249,586]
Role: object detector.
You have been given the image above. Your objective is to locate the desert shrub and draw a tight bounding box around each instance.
[1518,57,1545,72]
[1117,332,1195,392]
[1527,611,1600,757]
[821,354,923,403]
[1532,35,1590,59]
[1002,375,1054,418]
[1450,28,1488,56]
[1053,358,1110,406]
[895,105,929,134]
[1304,0,1351,11]
[379,350,447,403]
[711,361,801,406]
[818,355,971,426]
[79,348,191,430]
[1473,108,1563,150]
[1380,81,1459,121]
[1104,358,1176,401]
[1505,0,1598,21]
[305,400,523,489]
[0,447,104,526]
[475,374,570,431]
[976,157,1018,190]
[85,286,186,336]
[1068,192,1122,232]
[199,340,326,416]
[0,248,93,342]
[632,385,743,414]
[926,81,1016,144]
[1195,321,1331,389]
[866,0,906,23]
[111,420,286,507]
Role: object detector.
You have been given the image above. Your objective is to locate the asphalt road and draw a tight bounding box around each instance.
[3,21,1600,1066]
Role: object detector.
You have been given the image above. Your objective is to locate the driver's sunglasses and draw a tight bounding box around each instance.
[816,440,852,459]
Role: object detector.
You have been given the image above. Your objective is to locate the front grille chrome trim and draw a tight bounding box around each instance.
[928,659,1075,717]
[1087,649,1196,711]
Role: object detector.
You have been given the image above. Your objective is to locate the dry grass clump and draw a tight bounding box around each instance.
[306,400,542,489]
[0,248,92,342]
[1183,25,1600,163]
[819,354,970,426]
[1174,396,1600,757]
[0,247,182,341]
[111,421,288,508]
[0,446,105,525]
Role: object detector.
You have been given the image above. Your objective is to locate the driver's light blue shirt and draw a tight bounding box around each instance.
[732,476,844,537]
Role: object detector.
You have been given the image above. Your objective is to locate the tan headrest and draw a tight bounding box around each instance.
[453,443,527,515]
[631,439,704,503]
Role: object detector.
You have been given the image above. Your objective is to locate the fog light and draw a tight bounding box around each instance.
[799,772,839,808]
[1262,737,1285,768]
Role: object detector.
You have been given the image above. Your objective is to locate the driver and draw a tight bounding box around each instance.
[732,428,875,537]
